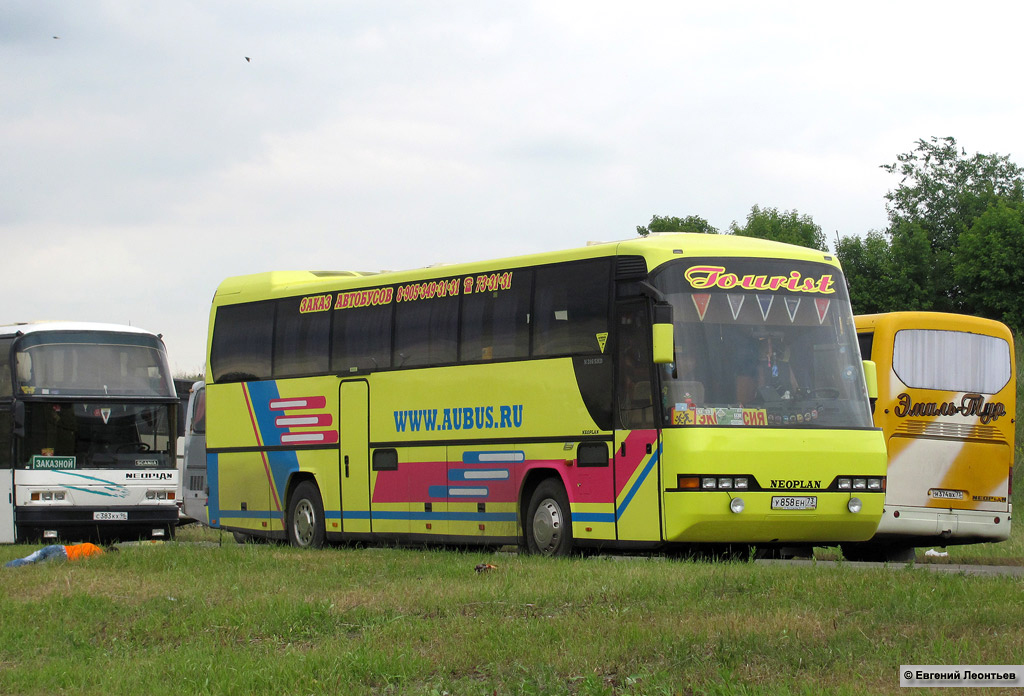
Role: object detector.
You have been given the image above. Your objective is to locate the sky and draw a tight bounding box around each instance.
[4,1,1024,374]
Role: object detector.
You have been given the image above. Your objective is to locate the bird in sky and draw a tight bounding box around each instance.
[245,56,250,62]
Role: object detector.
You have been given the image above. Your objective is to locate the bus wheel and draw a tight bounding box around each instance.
[287,481,326,549]
[525,479,573,556]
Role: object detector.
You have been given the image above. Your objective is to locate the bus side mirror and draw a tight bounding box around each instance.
[652,303,674,365]
[862,360,878,401]
[13,401,24,437]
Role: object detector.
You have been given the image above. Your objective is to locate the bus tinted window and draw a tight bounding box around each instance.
[0,338,12,397]
[394,293,459,368]
[274,297,330,377]
[533,260,611,356]
[210,302,274,383]
[14,332,174,397]
[893,329,1011,394]
[461,269,532,362]
[332,299,393,373]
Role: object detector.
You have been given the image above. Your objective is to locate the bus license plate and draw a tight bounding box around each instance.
[771,496,817,510]
[93,511,128,521]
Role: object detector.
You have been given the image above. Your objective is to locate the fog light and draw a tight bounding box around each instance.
[730,498,745,514]
[848,497,863,514]
[43,530,58,539]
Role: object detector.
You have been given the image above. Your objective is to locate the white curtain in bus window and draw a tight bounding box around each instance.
[892,329,1011,394]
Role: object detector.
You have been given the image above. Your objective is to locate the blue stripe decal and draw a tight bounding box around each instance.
[616,443,660,522]
[461,451,524,464]
[448,468,509,481]
[341,511,517,522]
[217,510,283,520]
[207,452,220,527]
[573,512,616,523]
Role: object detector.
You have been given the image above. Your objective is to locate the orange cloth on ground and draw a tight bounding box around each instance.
[63,543,104,561]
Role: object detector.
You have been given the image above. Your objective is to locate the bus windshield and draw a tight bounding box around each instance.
[21,401,175,469]
[14,331,175,397]
[652,257,872,429]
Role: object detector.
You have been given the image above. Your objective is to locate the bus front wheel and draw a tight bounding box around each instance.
[525,479,573,556]
[287,481,326,549]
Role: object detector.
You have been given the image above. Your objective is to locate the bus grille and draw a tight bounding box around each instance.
[895,419,1004,442]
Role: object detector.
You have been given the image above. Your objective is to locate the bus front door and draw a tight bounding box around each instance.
[340,380,371,534]
[0,470,13,543]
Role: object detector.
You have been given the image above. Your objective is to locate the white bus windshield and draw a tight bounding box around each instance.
[14,331,175,397]
[652,258,872,429]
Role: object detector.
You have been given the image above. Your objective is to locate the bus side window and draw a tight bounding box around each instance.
[394,293,459,368]
[460,269,532,362]
[332,301,393,374]
[857,332,873,361]
[274,297,330,377]
[210,302,274,383]
[533,260,611,357]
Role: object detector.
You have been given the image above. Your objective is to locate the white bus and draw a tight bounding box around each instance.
[181,380,208,525]
[0,322,180,543]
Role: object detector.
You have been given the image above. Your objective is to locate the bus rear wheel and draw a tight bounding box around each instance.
[525,479,573,556]
[287,481,326,549]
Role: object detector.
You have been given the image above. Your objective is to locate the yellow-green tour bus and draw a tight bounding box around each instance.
[203,234,886,554]
[846,311,1015,561]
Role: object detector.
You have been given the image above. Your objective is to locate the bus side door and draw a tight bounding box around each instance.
[0,402,12,542]
[613,300,663,543]
[340,380,371,534]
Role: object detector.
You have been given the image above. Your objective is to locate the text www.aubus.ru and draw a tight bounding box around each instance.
[393,405,524,432]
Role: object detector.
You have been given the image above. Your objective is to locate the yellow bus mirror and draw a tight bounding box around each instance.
[652,323,674,364]
[862,360,878,400]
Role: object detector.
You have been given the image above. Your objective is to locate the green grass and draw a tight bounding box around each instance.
[1,527,1023,696]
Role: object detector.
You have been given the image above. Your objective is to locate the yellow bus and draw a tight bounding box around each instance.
[846,312,1015,561]
[203,233,886,554]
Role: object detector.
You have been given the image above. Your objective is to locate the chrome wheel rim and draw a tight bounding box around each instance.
[293,499,316,546]
[531,498,562,555]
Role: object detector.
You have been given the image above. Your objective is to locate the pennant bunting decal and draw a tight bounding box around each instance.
[691,293,711,322]
[727,294,745,320]
[785,297,801,323]
[815,298,831,324]
[756,295,774,321]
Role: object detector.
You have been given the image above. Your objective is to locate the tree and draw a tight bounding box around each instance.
[834,231,897,314]
[728,205,828,251]
[636,215,718,236]
[954,200,1024,330]
[880,136,1024,312]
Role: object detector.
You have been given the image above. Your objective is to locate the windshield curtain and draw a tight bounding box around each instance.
[14,331,175,397]
[21,402,174,469]
[651,257,872,429]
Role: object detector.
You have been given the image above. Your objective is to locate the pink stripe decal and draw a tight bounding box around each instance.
[274,414,333,428]
[280,431,339,445]
[269,396,327,410]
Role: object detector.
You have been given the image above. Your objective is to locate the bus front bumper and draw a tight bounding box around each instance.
[872,504,1012,545]
[663,491,885,544]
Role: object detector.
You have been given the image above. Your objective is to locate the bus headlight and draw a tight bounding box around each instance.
[837,478,851,490]
[848,497,863,514]
[730,498,745,514]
